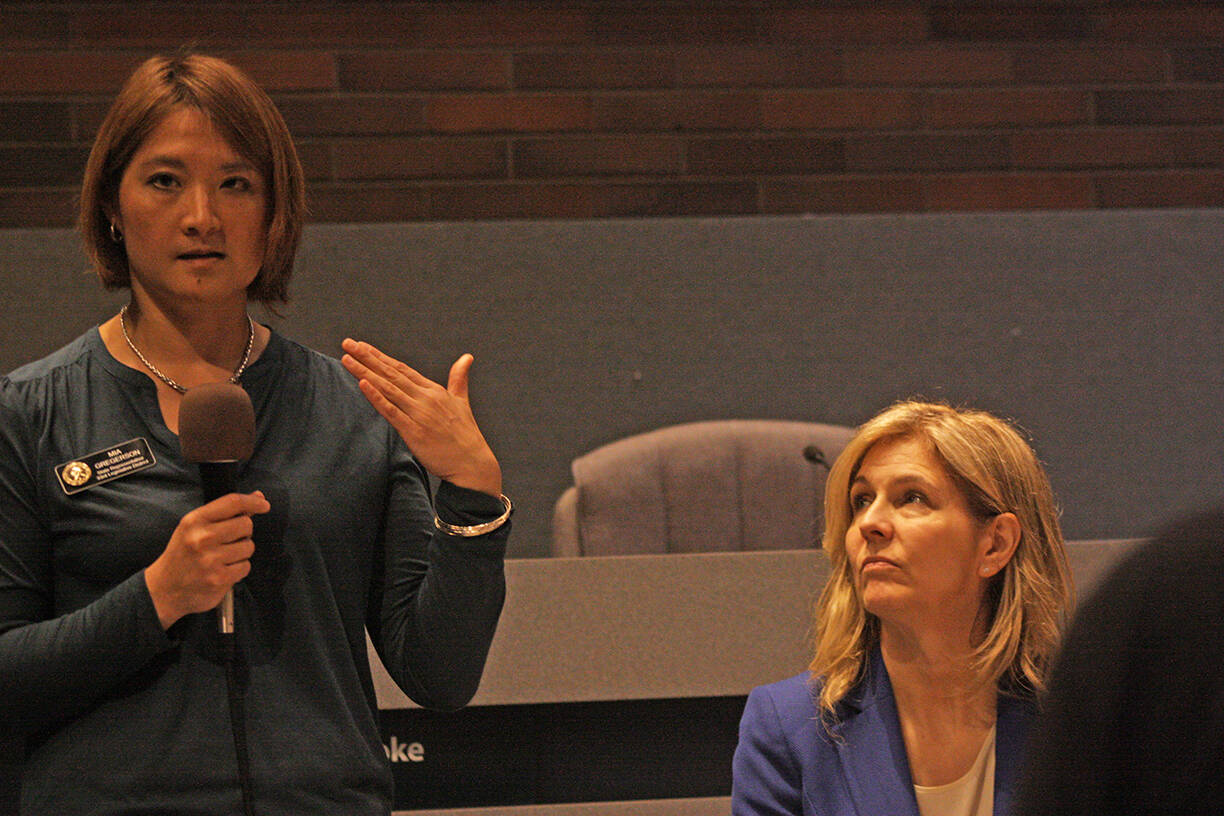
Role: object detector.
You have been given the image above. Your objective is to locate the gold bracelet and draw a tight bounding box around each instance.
[434,494,513,537]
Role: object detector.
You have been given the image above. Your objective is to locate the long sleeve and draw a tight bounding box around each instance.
[0,378,176,735]
[5,328,510,815]
[733,684,806,816]
[366,448,508,711]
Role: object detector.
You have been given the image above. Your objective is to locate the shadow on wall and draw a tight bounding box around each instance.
[1,210,1221,556]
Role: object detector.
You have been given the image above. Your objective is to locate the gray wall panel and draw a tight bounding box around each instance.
[371,540,1145,710]
[2,210,1221,556]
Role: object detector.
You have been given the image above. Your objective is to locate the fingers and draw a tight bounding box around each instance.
[342,339,475,400]
[340,342,425,422]
[181,514,256,561]
[340,340,477,429]
[192,490,270,523]
[354,377,417,442]
[341,339,431,390]
[145,491,269,629]
[339,339,499,495]
[344,360,417,420]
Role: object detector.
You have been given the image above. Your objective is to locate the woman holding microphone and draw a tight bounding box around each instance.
[0,52,510,814]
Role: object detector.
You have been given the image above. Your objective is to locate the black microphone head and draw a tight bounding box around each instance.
[802,444,829,468]
[179,382,255,463]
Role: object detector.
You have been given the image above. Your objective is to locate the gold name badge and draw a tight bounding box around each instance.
[55,438,157,495]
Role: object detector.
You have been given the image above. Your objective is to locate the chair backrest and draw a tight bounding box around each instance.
[551,419,857,557]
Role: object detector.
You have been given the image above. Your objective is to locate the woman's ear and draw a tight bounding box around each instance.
[979,512,1021,578]
[102,201,121,233]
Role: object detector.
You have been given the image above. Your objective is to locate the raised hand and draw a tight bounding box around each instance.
[340,339,502,498]
[144,491,270,630]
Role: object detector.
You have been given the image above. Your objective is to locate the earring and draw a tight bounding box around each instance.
[109,223,123,243]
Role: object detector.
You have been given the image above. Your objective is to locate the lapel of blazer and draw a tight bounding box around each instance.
[992,690,1035,815]
[829,647,921,816]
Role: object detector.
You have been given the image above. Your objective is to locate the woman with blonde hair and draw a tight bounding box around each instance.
[733,401,1072,816]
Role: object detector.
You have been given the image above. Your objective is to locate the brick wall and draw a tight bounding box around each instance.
[2,1,1223,227]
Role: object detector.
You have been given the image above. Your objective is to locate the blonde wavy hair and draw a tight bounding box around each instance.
[809,401,1073,716]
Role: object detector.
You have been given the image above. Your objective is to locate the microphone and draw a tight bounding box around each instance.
[179,382,256,635]
[802,444,830,469]
[803,444,831,544]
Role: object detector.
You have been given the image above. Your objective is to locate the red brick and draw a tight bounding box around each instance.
[1012,128,1224,169]
[30,49,338,94]
[1171,47,1224,82]
[762,9,929,43]
[306,183,430,223]
[585,8,756,46]
[0,7,71,47]
[591,94,675,132]
[763,89,921,130]
[274,95,428,138]
[0,52,145,94]
[593,92,762,132]
[687,136,844,176]
[338,51,510,92]
[515,51,676,91]
[1095,169,1224,208]
[65,6,258,48]
[1015,46,1167,84]
[674,46,843,88]
[845,46,1014,86]
[0,145,89,187]
[670,91,763,130]
[760,175,925,214]
[923,88,1091,128]
[331,137,506,181]
[0,187,78,228]
[1098,8,1224,41]
[1097,89,1224,125]
[585,181,758,217]
[427,182,597,220]
[64,4,427,48]
[514,136,681,178]
[427,94,593,134]
[73,101,114,144]
[425,180,758,221]
[929,9,1097,41]
[923,173,1095,211]
[220,52,337,93]
[846,134,1009,172]
[253,6,427,48]
[415,7,586,47]
[0,101,74,142]
[6,0,1224,227]
[293,141,333,183]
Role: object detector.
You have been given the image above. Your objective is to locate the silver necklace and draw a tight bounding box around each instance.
[119,305,254,394]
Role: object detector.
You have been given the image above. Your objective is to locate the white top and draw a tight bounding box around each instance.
[913,724,997,816]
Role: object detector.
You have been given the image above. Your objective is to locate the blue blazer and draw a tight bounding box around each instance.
[732,648,1035,816]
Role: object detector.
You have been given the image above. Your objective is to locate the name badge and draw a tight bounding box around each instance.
[56,438,157,495]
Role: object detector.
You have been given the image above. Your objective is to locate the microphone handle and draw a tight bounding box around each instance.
[198,461,241,634]
[218,591,235,635]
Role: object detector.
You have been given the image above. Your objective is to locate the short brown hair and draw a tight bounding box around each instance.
[79,52,306,303]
